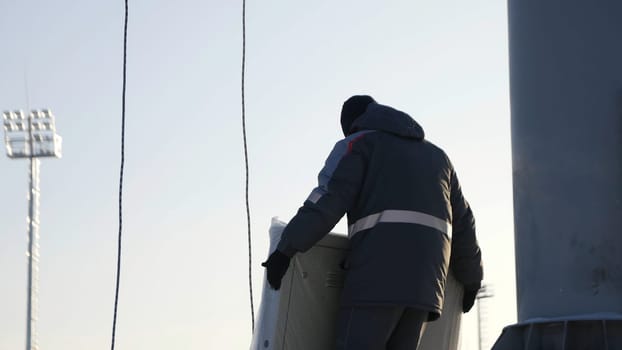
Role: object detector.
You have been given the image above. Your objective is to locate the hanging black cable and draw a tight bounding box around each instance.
[241,0,255,333]
[111,0,128,348]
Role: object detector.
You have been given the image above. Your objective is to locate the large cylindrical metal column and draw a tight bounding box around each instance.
[509,1,622,322]
[492,3,622,348]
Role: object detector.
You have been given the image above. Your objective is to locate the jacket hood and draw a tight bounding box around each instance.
[350,103,425,140]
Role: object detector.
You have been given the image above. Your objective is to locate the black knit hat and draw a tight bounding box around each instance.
[340,95,376,136]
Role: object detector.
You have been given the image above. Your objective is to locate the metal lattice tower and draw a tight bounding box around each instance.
[476,284,494,350]
[3,109,62,350]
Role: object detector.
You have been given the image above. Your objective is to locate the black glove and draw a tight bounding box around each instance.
[261,250,291,290]
[462,288,479,313]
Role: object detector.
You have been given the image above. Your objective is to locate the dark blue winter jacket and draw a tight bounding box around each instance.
[277,102,483,320]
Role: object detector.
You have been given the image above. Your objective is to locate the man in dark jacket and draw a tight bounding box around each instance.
[262,95,483,349]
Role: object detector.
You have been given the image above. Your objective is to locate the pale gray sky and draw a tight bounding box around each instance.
[1,1,513,349]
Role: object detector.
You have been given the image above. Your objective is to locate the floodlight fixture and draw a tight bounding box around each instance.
[3,109,62,159]
[477,284,494,300]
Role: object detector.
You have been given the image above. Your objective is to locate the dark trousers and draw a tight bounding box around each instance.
[334,306,428,350]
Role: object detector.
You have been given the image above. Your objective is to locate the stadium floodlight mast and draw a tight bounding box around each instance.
[3,109,62,350]
[476,284,494,350]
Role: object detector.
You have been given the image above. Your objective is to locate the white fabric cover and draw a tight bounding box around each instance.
[250,218,463,350]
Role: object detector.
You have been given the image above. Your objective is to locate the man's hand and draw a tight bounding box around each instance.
[462,288,479,313]
[261,250,291,290]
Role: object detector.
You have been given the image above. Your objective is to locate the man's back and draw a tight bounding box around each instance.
[351,132,453,230]
[335,104,459,319]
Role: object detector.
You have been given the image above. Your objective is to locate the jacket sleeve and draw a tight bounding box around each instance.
[448,165,483,290]
[277,134,368,257]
